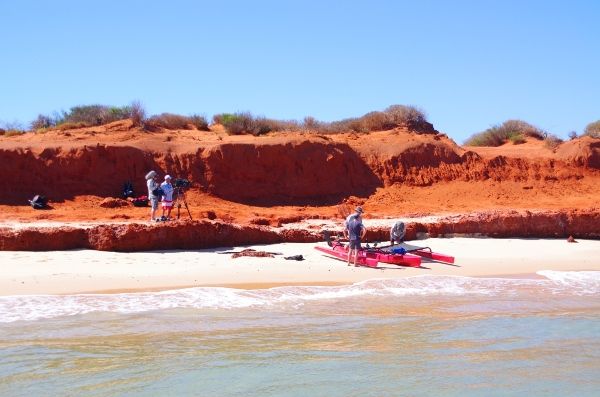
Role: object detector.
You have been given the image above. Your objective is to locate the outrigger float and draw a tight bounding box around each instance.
[314,232,455,268]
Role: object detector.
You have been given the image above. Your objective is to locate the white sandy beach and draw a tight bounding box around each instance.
[1,237,599,295]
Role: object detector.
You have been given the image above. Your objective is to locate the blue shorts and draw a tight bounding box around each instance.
[349,239,361,250]
[150,198,159,210]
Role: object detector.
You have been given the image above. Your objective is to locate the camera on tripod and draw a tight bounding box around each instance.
[174,178,191,189]
[171,177,192,220]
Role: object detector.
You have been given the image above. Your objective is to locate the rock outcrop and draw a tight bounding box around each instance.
[2,209,598,251]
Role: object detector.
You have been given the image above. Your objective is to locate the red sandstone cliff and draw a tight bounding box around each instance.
[0,121,599,250]
[1,123,598,206]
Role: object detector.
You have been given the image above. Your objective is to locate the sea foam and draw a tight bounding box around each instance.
[1,272,598,323]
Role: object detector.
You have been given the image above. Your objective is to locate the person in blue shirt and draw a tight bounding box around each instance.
[344,206,367,266]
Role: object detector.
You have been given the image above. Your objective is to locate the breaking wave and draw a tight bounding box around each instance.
[1,272,599,323]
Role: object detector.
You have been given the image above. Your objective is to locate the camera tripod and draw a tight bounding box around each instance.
[173,187,192,220]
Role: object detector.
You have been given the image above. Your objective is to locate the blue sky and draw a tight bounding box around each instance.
[1,0,598,142]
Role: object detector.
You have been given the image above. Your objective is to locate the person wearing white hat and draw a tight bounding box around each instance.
[160,174,174,220]
[145,170,159,221]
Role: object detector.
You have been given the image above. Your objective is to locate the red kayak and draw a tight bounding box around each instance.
[315,243,422,268]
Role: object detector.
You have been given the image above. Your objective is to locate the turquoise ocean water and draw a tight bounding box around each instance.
[1,271,599,396]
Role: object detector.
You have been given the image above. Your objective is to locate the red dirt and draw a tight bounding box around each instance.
[1,120,599,250]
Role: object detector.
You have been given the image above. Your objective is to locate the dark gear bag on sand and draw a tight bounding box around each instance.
[132,195,149,207]
[284,255,304,261]
[29,195,48,209]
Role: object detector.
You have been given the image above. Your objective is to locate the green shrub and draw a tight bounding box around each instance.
[502,120,545,139]
[30,114,54,130]
[129,101,146,127]
[212,113,238,125]
[464,128,506,146]
[31,102,146,130]
[509,134,526,145]
[146,113,192,130]
[189,114,210,131]
[584,120,600,138]
[215,112,299,136]
[465,119,546,146]
[302,116,320,130]
[314,117,364,134]
[384,105,427,127]
[299,105,430,134]
[145,113,209,131]
[65,105,113,125]
[266,118,301,132]
[219,112,261,135]
[361,111,395,131]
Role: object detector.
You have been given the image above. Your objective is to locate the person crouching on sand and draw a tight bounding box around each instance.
[390,220,406,245]
[145,170,159,221]
[344,206,367,266]
[161,175,174,220]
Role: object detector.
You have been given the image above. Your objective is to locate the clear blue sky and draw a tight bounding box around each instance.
[1,0,598,142]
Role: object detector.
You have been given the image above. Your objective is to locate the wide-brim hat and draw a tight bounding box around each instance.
[145,170,157,180]
[355,206,364,214]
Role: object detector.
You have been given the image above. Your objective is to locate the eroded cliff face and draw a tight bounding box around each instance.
[1,209,598,251]
[1,129,598,206]
[200,140,380,204]
[0,146,161,203]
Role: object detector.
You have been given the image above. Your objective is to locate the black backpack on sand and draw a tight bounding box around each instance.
[29,195,48,209]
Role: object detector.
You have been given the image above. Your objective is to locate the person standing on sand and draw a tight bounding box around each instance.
[344,206,367,266]
[390,220,406,245]
[145,170,159,221]
[160,175,174,220]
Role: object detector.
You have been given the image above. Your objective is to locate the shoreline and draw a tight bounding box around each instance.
[1,238,599,296]
[76,275,549,295]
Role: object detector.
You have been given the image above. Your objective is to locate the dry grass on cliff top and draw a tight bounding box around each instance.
[12,103,434,137]
[212,105,434,136]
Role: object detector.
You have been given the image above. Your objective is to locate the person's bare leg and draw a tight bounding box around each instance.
[347,248,352,266]
[353,249,359,267]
